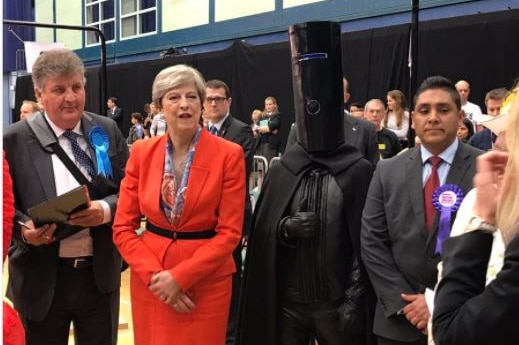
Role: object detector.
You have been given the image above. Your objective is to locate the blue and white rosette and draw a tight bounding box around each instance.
[433,184,464,254]
[88,125,113,178]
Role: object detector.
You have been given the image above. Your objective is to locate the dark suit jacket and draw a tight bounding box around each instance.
[258,112,282,150]
[217,115,255,235]
[433,231,519,345]
[361,142,482,342]
[344,113,379,166]
[107,106,123,122]
[468,127,496,151]
[107,106,126,136]
[3,112,129,321]
[285,113,379,166]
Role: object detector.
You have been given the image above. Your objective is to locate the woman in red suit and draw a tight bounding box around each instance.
[3,152,26,345]
[113,65,245,345]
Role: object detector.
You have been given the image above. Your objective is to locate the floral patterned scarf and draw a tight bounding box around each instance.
[160,127,202,225]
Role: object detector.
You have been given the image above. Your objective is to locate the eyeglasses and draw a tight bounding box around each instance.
[205,97,227,104]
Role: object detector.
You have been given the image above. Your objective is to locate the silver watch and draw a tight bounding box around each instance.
[465,216,497,234]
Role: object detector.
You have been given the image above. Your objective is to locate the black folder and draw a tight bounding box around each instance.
[28,185,90,227]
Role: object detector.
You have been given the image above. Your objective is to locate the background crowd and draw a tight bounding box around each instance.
[3,40,519,345]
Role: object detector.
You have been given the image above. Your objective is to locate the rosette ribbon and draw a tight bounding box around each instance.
[433,184,464,254]
[89,125,113,178]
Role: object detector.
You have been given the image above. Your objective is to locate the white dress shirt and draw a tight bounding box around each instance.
[45,114,111,257]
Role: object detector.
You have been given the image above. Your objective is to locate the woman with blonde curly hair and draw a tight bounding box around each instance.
[433,88,519,345]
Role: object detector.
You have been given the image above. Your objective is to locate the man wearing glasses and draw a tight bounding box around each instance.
[204,79,254,345]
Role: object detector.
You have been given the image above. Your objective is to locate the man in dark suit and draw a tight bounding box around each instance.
[106,96,125,136]
[361,76,482,345]
[364,99,402,159]
[343,77,380,166]
[4,49,129,345]
[467,87,508,151]
[204,79,254,345]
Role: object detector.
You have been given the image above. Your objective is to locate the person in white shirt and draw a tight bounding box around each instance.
[150,111,167,137]
[455,80,482,121]
[384,89,410,145]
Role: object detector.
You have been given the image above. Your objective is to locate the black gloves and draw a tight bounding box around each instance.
[338,258,366,335]
[278,212,320,242]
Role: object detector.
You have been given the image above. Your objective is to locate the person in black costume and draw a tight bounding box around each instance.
[237,22,375,345]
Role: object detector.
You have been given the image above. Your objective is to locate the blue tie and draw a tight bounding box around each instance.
[209,125,218,135]
[62,131,97,180]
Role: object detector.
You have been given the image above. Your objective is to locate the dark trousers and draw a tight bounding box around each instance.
[226,241,244,345]
[278,299,362,345]
[377,335,427,345]
[256,143,278,167]
[22,262,119,345]
[226,209,251,345]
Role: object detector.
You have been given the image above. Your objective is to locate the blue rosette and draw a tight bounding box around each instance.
[88,125,113,178]
[433,184,464,254]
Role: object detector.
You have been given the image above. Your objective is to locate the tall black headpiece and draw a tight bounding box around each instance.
[289,21,345,153]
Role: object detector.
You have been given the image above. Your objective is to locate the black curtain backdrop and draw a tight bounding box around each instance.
[14,9,519,148]
[342,23,411,107]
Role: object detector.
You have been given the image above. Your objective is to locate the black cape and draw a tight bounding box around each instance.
[237,142,375,345]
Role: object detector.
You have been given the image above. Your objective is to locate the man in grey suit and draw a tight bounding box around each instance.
[4,49,129,345]
[361,76,482,345]
[204,79,254,345]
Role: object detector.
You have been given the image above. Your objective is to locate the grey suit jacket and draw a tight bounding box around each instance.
[361,142,482,342]
[285,113,379,166]
[3,112,129,321]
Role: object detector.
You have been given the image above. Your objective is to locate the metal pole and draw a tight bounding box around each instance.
[3,20,107,115]
[408,0,419,147]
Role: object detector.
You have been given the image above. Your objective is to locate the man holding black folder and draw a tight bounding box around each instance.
[3,49,129,345]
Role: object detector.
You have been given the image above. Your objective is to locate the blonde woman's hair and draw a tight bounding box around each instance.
[263,96,278,114]
[251,109,262,122]
[496,91,519,244]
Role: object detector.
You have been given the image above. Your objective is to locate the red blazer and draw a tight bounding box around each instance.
[3,151,15,262]
[114,130,245,291]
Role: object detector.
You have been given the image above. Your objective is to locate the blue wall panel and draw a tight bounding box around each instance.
[75,0,517,65]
